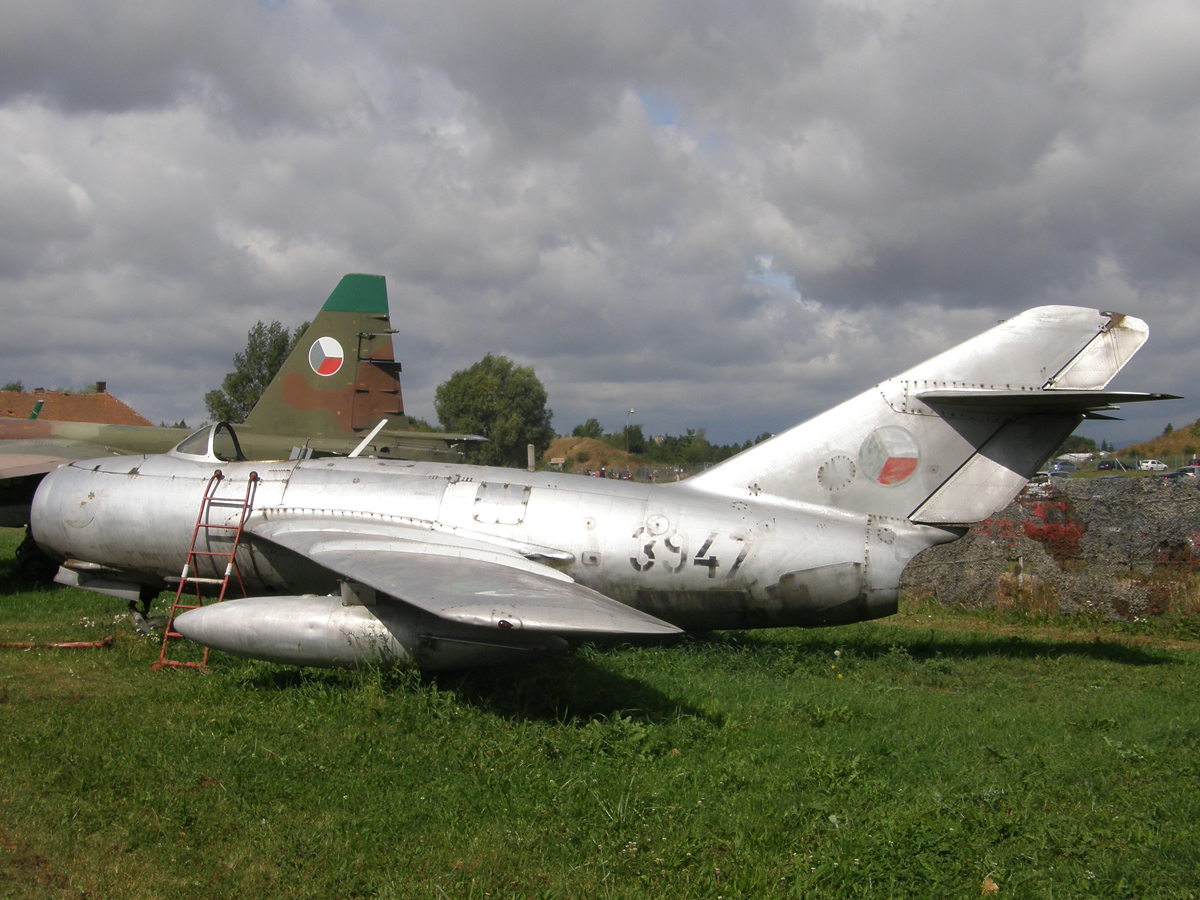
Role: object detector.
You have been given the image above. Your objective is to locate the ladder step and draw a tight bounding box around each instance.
[157,468,259,672]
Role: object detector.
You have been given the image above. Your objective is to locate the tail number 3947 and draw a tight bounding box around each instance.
[630,528,749,578]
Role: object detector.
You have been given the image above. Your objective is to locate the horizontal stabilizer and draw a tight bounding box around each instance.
[918,390,1180,417]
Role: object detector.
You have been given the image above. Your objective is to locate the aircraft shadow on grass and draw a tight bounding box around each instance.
[229,648,717,725]
[220,624,1178,729]
[679,627,1177,668]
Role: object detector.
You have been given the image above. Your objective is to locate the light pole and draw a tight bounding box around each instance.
[625,408,635,455]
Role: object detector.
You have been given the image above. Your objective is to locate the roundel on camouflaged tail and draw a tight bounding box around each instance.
[858,426,920,486]
[308,336,345,376]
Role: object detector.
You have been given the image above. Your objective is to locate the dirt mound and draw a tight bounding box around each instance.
[543,437,635,474]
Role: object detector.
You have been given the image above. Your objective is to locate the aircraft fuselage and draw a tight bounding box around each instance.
[33,453,953,632]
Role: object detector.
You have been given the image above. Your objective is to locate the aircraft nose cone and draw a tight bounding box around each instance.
[29,463,85,558]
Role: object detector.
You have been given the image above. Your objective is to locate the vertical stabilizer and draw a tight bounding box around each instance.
[241,274,405,439]
[688,308,1163,525]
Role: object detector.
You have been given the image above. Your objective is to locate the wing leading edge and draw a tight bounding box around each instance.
[249,518,682,638]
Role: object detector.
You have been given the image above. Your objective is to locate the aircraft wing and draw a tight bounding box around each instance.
[0,438,133,479]
[379,429,487,445]
[248,518,682,637]
[0,453,75,479]
[0,438,131,468]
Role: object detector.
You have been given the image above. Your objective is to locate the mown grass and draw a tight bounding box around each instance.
[1,526,1198,899]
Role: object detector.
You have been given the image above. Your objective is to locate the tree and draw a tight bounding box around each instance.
[680,428,711,466]
[1055,433,1098,456]
[572,418,604,439]
[434,353,554,467]
[403,416,443,432]
[3,380,23,393]
[625,423,646,455]
[204,320,308,423]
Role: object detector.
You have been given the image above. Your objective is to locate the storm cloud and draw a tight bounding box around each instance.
[2,0,1198,444]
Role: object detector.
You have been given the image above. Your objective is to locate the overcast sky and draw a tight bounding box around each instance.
[3,0,1199,445]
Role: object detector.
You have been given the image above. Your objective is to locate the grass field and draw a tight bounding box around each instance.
[2,526,1198,899]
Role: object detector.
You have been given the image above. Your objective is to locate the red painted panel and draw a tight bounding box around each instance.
[877,456,918,485]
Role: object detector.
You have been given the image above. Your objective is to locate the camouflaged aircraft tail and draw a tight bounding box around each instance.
[690,308,1170,527]
[241,274,405,439]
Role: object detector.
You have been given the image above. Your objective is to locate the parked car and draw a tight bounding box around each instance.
[1175,465,1200,477]
[1021,472,1055,496]
[1161,471,1196,483]
[1138,459,1168,471]
[1048,462,1079,474]
[1097,460,1117,471]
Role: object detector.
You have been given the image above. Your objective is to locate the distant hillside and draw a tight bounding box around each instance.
[542,436,701,480]
[1116,419,1200,463]
[542,436,636,473]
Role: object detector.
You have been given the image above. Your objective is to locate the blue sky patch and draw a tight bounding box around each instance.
[638,91,680,127]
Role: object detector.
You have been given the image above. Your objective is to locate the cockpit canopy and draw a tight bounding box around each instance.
[170,422,247,463]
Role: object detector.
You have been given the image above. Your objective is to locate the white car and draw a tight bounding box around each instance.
[1138,459,1168,471]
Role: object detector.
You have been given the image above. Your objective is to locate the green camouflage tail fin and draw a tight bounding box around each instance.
[241,274,405,439]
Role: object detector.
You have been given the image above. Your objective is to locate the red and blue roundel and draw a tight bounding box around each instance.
[308,337,344,376]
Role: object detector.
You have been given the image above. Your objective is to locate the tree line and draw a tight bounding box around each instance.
[205,318,777,468]
[569,418,773,468]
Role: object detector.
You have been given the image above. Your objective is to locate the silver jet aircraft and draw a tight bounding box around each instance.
[31,307,1172,669]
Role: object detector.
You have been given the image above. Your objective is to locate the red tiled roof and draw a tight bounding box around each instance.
[0,389,154,427]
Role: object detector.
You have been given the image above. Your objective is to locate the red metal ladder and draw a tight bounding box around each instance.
[154,469,259,672]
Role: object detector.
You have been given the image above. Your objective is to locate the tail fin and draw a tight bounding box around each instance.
[690,307,1173,525]
[241,274,404,439]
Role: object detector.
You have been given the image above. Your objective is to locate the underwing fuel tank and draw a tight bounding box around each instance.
[173,589,569,671]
